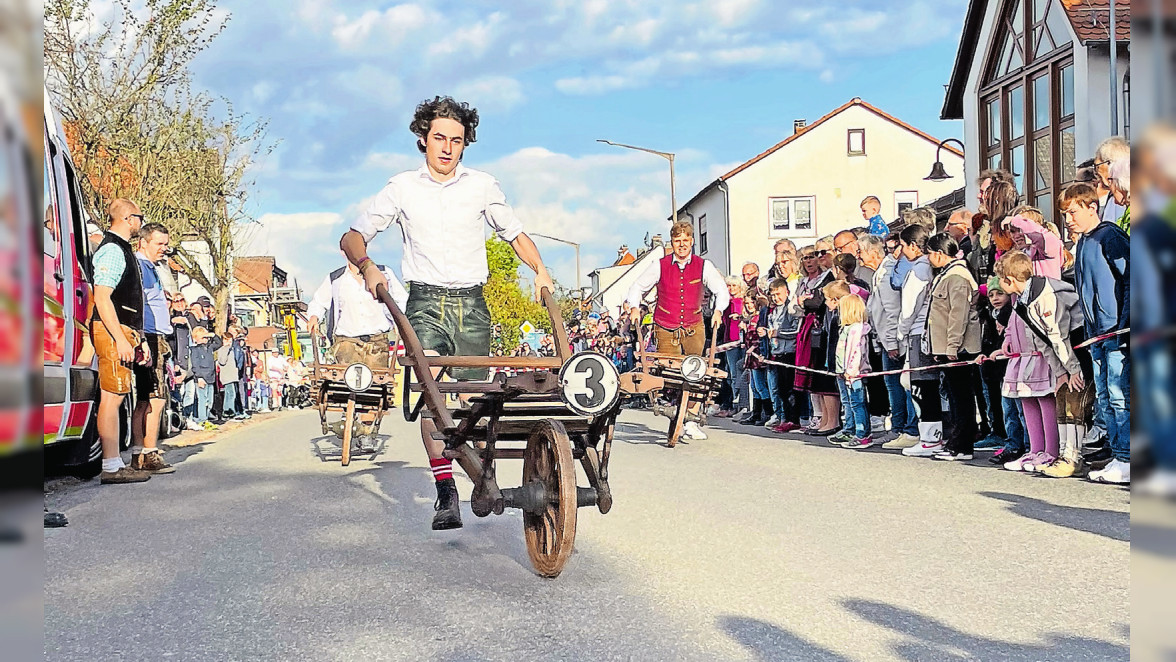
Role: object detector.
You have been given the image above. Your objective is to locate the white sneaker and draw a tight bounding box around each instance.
[764,415,780,428]
[1089,459,1131,484]
[706,404,721,416]
[882,433,921,450]
[902,441,944,457]
[185,420,202,431]
[871,416,886,433]
[735,408,750,419]
[1083,426,1107,446]
[683,421,708,440]
[799,416,811,428]
[1137,469,1176,497]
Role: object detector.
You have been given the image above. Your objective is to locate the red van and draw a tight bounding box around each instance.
[41,86,103,476]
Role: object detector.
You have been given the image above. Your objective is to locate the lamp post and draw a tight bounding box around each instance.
[530,232,581,293]
[923,137,967,181]
[596,139,677,224]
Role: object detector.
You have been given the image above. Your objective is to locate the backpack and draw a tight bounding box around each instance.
[1015,276,1085,348]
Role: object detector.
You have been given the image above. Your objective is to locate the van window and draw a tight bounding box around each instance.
[43,159,59,259]
[62,159,92,278]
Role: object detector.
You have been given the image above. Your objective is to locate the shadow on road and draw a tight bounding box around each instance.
[978,491,1129,542]
[309,433,388,463]
[719,615,851,661]
[842,598,1128,661]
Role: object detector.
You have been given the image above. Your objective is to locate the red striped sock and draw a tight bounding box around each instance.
[429,458,453,483]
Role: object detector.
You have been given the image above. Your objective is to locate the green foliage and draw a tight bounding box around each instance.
[483,238,549,349]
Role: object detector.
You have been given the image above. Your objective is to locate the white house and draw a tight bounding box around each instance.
[589,239,667,317]
[940,0,1130,222]
[677,98,965,276]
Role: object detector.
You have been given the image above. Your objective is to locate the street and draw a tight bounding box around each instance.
[45,409,1130,661]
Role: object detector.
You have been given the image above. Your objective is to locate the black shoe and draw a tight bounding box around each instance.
[1082,442,1111,465]
[990,446,1024,465]
[738,401,763,425]
[431,479,463,530]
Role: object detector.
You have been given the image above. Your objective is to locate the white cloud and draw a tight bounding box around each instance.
[330,3,432,49]
[242,212,351,291]
[452,76,525,112]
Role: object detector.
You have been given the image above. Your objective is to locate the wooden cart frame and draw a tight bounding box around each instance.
[618,323,726,447]
[379,285,619,578]
[309,332,396,467]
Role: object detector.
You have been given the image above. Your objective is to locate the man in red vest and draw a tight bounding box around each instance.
[626,221,730,437]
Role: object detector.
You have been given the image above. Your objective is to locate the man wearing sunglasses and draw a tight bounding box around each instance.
[91,199,152,484]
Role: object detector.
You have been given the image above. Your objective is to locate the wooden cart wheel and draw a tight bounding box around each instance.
[667,392,690,448]
[341,397,355,467]
[522,419,577,578]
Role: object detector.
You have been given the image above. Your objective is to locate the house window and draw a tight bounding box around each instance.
[979,0,1075,225]
[847,129,865,156]
[697,214,708,255]
[768,196,815,237]
[894,191,919,218]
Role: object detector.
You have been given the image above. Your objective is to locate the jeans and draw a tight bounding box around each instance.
[222,382,238,417]
[238,379,248,413]
[1002,396,1027,453]
[1091,339,1131,462]
[766,359,797,423]
[837,377,869,438]
[193,382,214,423]
[724,347,748,409]
[880,351,918,435]
[751,367,770,401]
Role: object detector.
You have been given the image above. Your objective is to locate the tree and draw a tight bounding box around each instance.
[45,0,270,333]
[483,238,550,349]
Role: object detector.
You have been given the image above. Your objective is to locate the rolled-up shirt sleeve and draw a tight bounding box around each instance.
[626,261,661,309]
[351,182,402,243]
[484,178,524,242]
[703,261,730,313]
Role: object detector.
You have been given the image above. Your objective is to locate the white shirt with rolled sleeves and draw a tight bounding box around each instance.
[625,255,731,315]
[306,267,409,338]
[350,164,525,288]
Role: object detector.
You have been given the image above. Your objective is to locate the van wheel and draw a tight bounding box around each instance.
[64,419,102,480]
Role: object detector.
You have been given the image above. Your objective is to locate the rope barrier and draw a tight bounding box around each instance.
[744,350,1036,380]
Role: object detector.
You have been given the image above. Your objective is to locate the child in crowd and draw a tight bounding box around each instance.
[832,294,873,448]
[975,277,1011,451]
[763,278,801,433]
[832,253,870,295]
[741,290,773,426]
[996,252,1085,472]
[819,280,851,440]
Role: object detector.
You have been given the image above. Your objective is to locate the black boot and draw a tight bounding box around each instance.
[431,478,463,530]
[740,400,764,425]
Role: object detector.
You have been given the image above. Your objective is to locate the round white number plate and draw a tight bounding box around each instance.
[559,352,621,416]
[680,355,707,383]
[343,363,374,392]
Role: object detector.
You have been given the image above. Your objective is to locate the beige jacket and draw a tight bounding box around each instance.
[924,260,982,356]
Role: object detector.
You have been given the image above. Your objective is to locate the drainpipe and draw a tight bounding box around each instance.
[1109,0,1118,134]
[719,179,731,276]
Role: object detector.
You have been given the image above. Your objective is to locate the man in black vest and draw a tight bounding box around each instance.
[91,199,152,484]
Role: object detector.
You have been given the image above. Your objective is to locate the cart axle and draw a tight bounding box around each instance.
[501,482,598,514]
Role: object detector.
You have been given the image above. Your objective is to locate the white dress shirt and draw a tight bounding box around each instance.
[626,254,731,313]
[350,164,526,288]
[306,266,410,338]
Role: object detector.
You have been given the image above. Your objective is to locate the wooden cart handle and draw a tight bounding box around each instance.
[538,287,570,363]
[707,315,721,367]
[310,321,322,378]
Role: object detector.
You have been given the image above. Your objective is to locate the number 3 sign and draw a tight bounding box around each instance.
[559,352,621,416]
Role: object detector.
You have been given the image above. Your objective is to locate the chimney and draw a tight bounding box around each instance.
[618,244,628,256]
[650,234,663,247]
[793,119,807,134]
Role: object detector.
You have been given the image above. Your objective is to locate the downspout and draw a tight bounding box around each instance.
[1109,0,1118,134]
[719,179,731,276]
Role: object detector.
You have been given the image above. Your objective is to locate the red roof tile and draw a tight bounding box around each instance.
[234,256,276,295]
[1061,0,1131,42]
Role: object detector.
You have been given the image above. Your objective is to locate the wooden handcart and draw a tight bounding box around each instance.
[380,285,621,579]
[618,322,726,447]
[310,331,396,466]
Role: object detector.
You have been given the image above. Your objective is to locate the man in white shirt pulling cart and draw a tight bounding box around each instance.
[339,96,555,531]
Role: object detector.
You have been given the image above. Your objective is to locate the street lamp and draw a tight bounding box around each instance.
[530,232,581,293]
[596,139,677,225]
[924,137,966,182]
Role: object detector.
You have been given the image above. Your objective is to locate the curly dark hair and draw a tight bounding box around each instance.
[409,96,479,153]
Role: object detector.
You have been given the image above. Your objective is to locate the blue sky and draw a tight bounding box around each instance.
[186,0,969,293]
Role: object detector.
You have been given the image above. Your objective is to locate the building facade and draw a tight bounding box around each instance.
[677,98,965,275]
[941,0,1131,222]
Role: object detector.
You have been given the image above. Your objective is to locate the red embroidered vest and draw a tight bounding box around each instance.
[653,254,705,330]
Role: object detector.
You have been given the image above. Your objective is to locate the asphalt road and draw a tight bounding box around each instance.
[45,408,1131,661]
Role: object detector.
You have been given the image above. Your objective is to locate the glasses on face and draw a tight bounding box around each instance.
[815,249,829,257]
[128,213,145,222]
[801,254,816,260]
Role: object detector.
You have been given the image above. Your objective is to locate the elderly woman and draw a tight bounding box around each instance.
[792,245,838,434]
[1107,156,1130,233]
[716,275,746,418]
